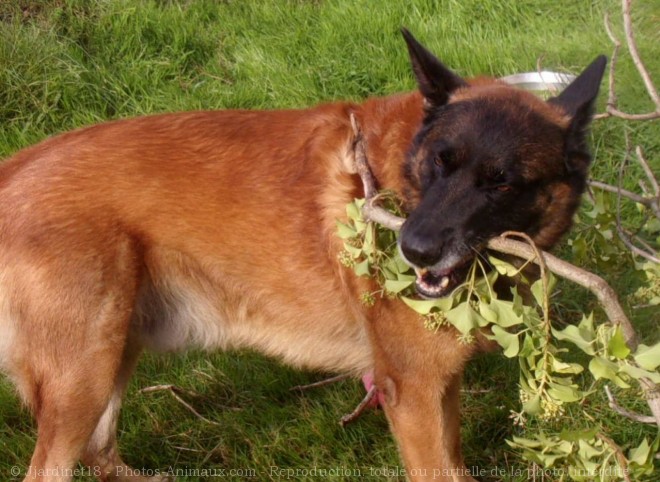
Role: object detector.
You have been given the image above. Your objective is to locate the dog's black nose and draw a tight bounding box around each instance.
[399,228,445,268]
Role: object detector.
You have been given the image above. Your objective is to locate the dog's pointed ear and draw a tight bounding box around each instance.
[548,56,606,139]
[401,28,467,108]
[548,55,607,122]
[548,55,607,173]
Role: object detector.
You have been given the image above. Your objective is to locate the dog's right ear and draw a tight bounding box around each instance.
[401,28,467,108]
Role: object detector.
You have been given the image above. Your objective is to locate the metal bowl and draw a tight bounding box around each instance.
[500,71,575,95]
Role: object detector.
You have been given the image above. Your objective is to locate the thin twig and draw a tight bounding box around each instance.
[635,146,659,198]
[597,432,633,482]
[603,12,620,112]
[340,386,378,426]
[461,388,494,395]
[621,0,660,109]
[604,385,656,424]
[290,374,350,391]
[613,135,655,262]
[612,135,660,263]
[622,227,657,255]
[615,227,660,263]
[596,0,660,120]
[588,180,648,205]
[140,384,220,426]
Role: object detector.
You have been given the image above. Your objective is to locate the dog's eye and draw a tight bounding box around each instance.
[434,150,454,168]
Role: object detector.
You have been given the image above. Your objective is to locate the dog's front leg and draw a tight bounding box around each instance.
[368,300,477,482]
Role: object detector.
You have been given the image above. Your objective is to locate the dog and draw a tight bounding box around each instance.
[0,29,605,481]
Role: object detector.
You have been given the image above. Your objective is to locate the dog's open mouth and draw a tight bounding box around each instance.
[413,260,473,298]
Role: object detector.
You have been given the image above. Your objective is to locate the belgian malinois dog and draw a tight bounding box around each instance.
[0,30,605,481]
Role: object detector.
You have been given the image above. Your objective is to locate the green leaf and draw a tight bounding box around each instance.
[401,296,452,315]
[336,220,357,239]
[633,342,660,371]
[519,334,537,358]
[628,438,651,466]
[488,325,520,358]
[547,381,581,402]
[354,219,367,234]
[570,236,588,260]
[552,325,595,355]
[519,360,538,391]
[535,451,568,467]
[588,357,630,388]
[552,358,584,375]
[488,255,519,276]
[522,393,541,415]
[508,435,544,449]
[645,217,660,233]
[577,439,605,459]
[485,299,524,327]
[343,244,363,258]
[559,428,598,442]
[396,273,416,282]
[608,327,631,359]
[346,199,364,220]
[478,302,498,323]
[384,255,412,277]
[530,274,556,308]
[362,225,375,256]
[618,363,660,383]
[353,259,370,277]
[511,286,524,313]
[445,303,481,335]
[384,279,413,295]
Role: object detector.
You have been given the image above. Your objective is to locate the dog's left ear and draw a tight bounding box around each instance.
[548,55,607,171]
[401,28,467,108]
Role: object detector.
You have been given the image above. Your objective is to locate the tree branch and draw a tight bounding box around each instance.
[340,386,377,426]
[621,0,660,109]
[486,236,639,347]
[588,180,647,205]
[596,0,660,120]
[597,432,633,482]
[604,385,656,424]
[140,384,221,425]
[350,113,404,231]
[290,374,350,392]
[349,116,660,427]
[635,146,659,199]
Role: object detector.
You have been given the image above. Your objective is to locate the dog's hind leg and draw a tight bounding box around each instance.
[20,304,135,482]
[3,233,146,482]
[368,300,478,482]
[79,335,171,482]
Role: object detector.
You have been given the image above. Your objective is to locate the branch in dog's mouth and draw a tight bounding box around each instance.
[350,114,405,232]
[349,113,640,349]
[351,113,464,297]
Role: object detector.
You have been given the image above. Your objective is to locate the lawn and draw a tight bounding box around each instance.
[0,1,658,481]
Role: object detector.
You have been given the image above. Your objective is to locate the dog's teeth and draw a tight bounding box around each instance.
[415,268,428,277]
[440,276,450,289]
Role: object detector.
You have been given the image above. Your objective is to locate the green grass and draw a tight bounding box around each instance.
[0,1,658,481]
